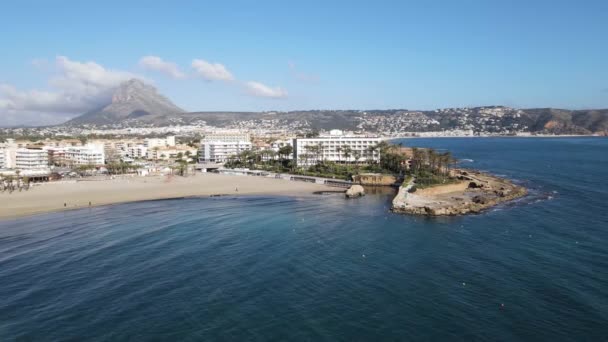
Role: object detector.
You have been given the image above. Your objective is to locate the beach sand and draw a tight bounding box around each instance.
[0,173,334,220]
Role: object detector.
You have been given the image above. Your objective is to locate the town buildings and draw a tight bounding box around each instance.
[292,130,381,166]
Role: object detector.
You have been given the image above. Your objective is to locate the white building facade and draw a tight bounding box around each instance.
[202,132,250,143]
[64,146,105,165]
[198,141,252,163]
[144,136,176,149]
[0,148,6,169]
[126,145,148,159]
[15,148,49,170]
[292,130,381,166]
[198,131,252,163]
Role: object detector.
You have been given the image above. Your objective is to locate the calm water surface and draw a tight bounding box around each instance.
[1,137,607,341]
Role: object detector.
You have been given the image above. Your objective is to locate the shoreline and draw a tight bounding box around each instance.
[0,173,333,221]
[391,169,527,216]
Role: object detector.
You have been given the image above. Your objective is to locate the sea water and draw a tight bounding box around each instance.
[1,137,607,340]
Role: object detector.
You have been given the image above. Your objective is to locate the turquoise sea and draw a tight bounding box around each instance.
[1,137,607,341]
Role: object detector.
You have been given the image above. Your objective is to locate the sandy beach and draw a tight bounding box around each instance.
[0,173,334,220]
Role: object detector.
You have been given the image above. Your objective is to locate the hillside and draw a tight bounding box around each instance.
[62,80,608,134]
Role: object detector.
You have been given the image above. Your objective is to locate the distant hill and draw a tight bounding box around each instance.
[63,82,608,134]
[65,79,184,125]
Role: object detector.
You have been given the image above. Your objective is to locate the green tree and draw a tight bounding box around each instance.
[278,145,293,160]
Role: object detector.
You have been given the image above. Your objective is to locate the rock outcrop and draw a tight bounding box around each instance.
[345,185,365,198]
[391,169,527,216]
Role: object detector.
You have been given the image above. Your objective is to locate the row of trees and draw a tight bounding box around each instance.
[225,145,294,170]
[297,143,378,167]
[408,148,456,187]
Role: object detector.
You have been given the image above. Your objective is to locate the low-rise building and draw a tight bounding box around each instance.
[64,145,105,165]
[147,145,197,161]
[144,136,176,149]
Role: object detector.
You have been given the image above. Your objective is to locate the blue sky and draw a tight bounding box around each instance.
[1,0,607,125]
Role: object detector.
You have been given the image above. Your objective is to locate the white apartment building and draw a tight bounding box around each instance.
[15,148,49,170]
[292,130,381,166]
[0,148,6,169]
[64,145,105,165]
[198,131,252,163]
[198,141,252,163]
[126,145,148,159]
[144,136,176,149]
[202,132,250,143]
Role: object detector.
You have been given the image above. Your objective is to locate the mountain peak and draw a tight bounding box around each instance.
[112,78,156,104]
[66,79,184,125]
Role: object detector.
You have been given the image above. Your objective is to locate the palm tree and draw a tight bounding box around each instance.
[306,145,321,165]
[366,145,377,164]
[342,146,353,163]
[278,145,293,160]
[354,150,361,165]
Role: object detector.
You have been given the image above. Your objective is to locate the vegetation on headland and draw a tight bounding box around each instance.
[224,141,458,187]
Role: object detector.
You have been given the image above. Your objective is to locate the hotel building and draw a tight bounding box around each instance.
[198,132,252,163]
[15,147,50,170]
[292,130,381,167]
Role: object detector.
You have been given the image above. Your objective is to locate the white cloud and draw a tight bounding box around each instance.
[0,56,139,125]
[139,56,185,79]
[244,81,288,98]
[192,59,234,81]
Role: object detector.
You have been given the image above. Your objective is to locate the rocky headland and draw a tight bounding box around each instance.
[391,169,527,216]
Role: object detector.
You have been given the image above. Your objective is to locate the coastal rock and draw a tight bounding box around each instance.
[391,168,528,216]
[345,185,365,198]
[472,195,488,204]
